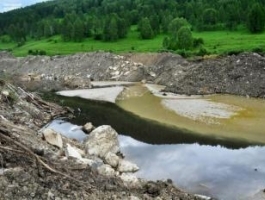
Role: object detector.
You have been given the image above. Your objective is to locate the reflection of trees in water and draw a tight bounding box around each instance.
[42,93,258,149]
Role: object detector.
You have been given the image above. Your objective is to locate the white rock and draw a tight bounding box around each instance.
[105,152,120,168]
[117,160,139,173]
[119,173,139,187]
[83,122,94,133]
[84,125,120,158]
[97,164,116,176]
[43,128,63,149]
[65,143,82,160]
[79,158,97,166]
[124,71,130,76]
[129,196,140,200]
[149,71,156,77]
[1,90,9,97]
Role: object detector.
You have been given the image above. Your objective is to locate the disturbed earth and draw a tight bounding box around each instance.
[1,50,265,199]
[0,81,203,200]
[0,51,265,98]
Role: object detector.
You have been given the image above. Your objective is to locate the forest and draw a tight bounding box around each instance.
[0,0,265,55]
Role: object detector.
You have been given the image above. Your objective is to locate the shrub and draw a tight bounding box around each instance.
[196,47,208,56]
[193,38,204,48]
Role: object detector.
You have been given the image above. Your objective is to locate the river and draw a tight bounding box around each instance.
[44,82,265,200]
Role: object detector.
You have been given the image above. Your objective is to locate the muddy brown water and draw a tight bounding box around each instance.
[117,85,265,145]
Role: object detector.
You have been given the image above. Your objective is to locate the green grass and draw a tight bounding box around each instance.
[1,28,265,57]
[193,30,265,54]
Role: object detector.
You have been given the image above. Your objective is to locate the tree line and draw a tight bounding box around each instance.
[0,0,265,50]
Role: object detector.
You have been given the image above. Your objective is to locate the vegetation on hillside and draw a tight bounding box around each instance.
[0,0,265,56]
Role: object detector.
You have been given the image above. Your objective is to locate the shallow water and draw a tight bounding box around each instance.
[117,85,265,144]
[45,119,265,200]
[119,135,265,200]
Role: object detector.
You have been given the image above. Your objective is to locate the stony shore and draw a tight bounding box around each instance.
[0,80,205,200]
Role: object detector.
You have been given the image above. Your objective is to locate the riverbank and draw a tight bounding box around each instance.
[1,51,265,98]
[0,81,205,199]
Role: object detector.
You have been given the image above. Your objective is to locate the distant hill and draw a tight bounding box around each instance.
[0,0,264,45]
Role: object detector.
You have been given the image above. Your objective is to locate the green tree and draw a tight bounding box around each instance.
[168,18,190,36]
[247,3,265,33]
[103,14,118,41]
[177,26,193,50]
[73,17,85,42]
[202,8,218,25]
[138,17,154,39]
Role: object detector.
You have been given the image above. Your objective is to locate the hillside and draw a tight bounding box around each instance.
[1,0,265,56]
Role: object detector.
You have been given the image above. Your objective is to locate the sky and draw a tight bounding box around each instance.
[0,0,48,13]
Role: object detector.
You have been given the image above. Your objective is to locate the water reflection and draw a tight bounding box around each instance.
[119,135,265,200]
[48,119,87,141]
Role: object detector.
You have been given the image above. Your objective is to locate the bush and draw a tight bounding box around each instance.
[39,50,47,55]
[28,49,47,55]
[224,50,243,56]
[252,47,264,54]
[196,47,208,56]
[176,49,192,58]
[193,38,204,48]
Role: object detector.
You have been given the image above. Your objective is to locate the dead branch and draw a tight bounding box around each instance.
[0,130,94,190]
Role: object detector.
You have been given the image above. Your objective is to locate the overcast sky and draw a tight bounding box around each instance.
[0,0,48,13]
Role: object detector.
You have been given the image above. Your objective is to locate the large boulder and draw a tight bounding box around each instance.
[84,125,120,158]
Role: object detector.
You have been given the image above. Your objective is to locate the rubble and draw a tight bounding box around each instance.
[0,81,203,199]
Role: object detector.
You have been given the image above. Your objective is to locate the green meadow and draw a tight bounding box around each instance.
[1,28,265,57]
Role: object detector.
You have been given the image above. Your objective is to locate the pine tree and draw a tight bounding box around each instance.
[138,17,154,39]
[247,3,265,33]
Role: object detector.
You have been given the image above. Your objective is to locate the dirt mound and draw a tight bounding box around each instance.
[164,53,265,98]
[1,51,265,98]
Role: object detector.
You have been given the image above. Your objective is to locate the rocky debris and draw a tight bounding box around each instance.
[2,51,265,98]
[97,164,116,176]
[42,128,63,148]
[0,52,146,91]
[164,53,265,98]
[0,82,204,200]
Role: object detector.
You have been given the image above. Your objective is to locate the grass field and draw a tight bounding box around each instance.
[1,28,265,57]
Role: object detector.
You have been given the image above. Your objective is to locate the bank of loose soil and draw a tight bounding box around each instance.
[1,51,265,98]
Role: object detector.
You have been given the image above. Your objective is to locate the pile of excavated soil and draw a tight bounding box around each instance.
[1,51,265,98]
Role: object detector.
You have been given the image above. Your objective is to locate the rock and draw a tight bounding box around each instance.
[129,195,140,200]
[97,164,116,176]
[194,194,212,200]
[84,125,120,158]
[42,128,63,149]
[117,160,139,173]
[145,182,160,197]
[82,122,94,133]
[1,90,9,97]
[119,173,140,188]
[105,152,120,168]
[149,71,156,77]
[65,143,82,160]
